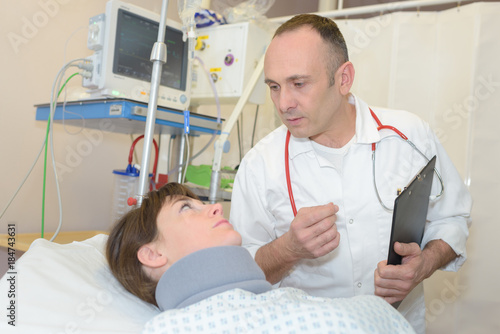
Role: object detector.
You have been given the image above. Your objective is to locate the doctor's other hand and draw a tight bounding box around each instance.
[374,242,428,304]
[283,203,340,261]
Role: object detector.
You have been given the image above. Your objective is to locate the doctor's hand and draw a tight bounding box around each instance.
[283,203,340,261]
[374,242,429,304]
[374,240,458,304]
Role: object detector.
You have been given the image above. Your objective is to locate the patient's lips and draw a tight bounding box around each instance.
[212,219,231,228]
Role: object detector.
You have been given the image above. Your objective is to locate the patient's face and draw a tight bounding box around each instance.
[156,196,242,265]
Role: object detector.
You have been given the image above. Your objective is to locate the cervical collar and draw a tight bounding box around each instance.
[155,246,272,311]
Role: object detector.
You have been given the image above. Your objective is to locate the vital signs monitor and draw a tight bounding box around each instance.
[82,0,191,111]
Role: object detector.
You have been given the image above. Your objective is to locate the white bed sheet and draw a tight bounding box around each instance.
[0,234,159,333]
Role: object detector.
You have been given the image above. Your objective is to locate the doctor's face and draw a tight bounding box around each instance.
[264,26,343,139]
[155,196,242,265]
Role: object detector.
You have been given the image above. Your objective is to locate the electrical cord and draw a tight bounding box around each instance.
[42,71,80,239]
[44,60,88,240]
[45,61,90,241]
[0,58,87,242]
[0,72,77,222]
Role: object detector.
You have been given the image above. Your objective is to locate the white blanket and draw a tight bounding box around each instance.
[143,287,415,334]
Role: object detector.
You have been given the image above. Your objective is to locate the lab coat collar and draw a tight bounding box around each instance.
[287,94,381,160]
[353,94,382,145]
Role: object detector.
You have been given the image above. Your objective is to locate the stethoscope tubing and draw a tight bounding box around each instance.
[285,130,298,216]
[285,109,444,216]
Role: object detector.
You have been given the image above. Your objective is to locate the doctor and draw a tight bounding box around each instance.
[230,14,472,333]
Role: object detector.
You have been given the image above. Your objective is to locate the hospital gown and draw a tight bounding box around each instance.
[143,287,415,334]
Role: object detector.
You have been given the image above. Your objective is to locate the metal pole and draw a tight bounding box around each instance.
[136,0,169,206]
[176,134,187,183]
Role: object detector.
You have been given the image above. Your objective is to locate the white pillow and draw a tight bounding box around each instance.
[0,234,159,333]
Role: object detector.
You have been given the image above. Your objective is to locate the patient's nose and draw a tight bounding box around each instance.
[208,202,223,217]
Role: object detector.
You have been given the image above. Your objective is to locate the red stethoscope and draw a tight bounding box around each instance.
[285,109,444,216]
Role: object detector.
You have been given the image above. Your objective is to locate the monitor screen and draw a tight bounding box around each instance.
[114,8,187,91]
[82,0,191,110]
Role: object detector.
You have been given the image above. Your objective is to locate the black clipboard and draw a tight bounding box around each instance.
[387,156,436,266]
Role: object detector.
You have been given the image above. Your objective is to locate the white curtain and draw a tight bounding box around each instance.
[334,2,500,333]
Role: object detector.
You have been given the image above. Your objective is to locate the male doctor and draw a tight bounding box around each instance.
[230,14,472,333]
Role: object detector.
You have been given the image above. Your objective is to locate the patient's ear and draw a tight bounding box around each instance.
[137,243,168,268]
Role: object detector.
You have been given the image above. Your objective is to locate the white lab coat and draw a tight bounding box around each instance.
[230,94,472,333]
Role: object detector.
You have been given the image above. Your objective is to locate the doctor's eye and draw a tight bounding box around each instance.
[268,83,279,91]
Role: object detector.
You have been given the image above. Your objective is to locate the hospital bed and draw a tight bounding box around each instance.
[0,234,415,334]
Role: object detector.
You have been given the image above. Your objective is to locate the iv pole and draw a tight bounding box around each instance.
[135,0,170,206]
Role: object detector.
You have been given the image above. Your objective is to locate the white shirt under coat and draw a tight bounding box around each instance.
[230,94,472,333]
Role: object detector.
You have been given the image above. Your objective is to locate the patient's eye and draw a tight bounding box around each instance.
[179,201,192,212]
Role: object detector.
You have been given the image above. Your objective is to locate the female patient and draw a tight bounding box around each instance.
[106,183,415,333]
[106,182,271,309]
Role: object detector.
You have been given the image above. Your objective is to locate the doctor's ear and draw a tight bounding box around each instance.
[137,243,168,268]
[338,61,355,95]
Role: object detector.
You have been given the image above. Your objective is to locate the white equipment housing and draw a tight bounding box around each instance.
[190,22,271,105]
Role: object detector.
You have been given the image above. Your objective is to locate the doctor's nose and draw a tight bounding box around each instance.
[278,88,297,113]
[208,202,224,217]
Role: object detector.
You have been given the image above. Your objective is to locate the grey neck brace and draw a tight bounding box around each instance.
[155,246,272,311]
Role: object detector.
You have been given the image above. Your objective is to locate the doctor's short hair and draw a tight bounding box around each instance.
[274,14,349,86]
[106,182,199,307]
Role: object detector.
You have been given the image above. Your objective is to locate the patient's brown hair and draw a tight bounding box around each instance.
[106,182,199,307]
